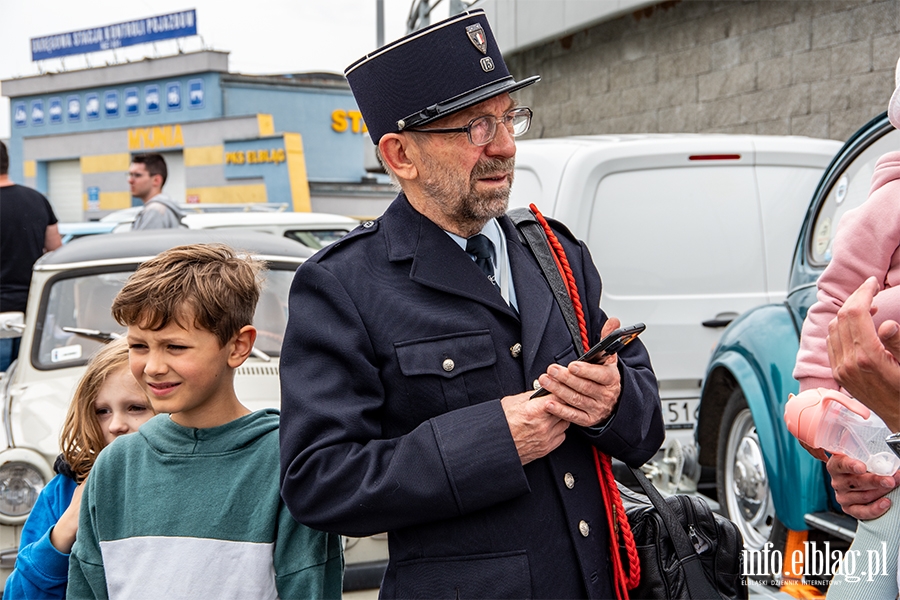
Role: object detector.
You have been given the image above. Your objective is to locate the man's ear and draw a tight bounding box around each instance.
[150,174,164,191]
[379,133,418,181]
[228,325,257,368]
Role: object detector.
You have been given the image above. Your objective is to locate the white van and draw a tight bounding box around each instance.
[508,134,842,482]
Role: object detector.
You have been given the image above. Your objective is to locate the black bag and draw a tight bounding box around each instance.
[620,466,747,600]
[508,207,747,600]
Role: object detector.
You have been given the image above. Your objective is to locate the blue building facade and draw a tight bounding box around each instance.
[2,51,391,221]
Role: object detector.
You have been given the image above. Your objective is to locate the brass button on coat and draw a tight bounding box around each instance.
[564,473,575,489]
[510,343,522,358]
[442,358,455,372]
[579,520,590,537]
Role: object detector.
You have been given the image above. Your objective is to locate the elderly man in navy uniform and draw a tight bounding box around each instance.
[279,10,664,599]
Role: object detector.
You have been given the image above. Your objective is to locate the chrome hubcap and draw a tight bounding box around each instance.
[724,408,775,550]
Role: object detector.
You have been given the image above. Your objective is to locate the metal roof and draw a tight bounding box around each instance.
[36,228,313,269]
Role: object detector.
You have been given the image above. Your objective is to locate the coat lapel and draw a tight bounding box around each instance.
[500,216,556,376]
[383,195,517,318]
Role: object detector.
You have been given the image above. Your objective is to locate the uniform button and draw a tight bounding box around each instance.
[510,343,522,358]
[442,358,455,372]
[532,379,541,390]
[362,220,375,228]
[579,520,590,537]
[564,473,575,489]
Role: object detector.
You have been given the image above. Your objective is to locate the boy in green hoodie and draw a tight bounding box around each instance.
[67,243,343,599]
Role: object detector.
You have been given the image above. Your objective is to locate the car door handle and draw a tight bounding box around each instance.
[702,312,739,328]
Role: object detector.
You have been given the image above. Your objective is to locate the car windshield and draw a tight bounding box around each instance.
[810,127,900,265]
[35,267,294,369]
[284,229,352,249]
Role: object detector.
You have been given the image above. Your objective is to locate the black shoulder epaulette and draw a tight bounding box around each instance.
[314,218,380,260]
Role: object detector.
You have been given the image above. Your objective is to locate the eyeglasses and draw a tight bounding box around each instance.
[408,107,533,146]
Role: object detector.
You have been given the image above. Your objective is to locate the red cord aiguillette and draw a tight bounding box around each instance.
[530,204,640,599]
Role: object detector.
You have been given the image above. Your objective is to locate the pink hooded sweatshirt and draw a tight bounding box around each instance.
[794,150,900,391]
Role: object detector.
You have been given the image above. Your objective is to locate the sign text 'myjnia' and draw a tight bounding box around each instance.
[31,10,197,61]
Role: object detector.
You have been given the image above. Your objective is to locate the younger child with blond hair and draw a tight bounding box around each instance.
[5,338,154,599]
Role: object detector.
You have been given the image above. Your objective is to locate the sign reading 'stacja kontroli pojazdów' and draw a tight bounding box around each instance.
[30,10,197,61]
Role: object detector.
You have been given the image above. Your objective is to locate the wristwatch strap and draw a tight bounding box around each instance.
[886,432,900,459]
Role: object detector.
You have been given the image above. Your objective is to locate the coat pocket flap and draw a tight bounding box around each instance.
[395,330,497,378]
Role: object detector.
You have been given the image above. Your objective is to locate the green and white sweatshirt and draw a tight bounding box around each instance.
[67,409,342,599]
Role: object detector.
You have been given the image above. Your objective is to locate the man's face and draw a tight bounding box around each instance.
[127,163,157,201]
[412,94,517,231]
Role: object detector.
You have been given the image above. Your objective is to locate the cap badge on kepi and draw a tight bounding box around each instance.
[466,23,488,54]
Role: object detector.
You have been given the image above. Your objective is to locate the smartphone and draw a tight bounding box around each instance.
[531,322,646,398]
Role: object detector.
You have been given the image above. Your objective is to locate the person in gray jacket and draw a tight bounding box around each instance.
[129,153,183,230]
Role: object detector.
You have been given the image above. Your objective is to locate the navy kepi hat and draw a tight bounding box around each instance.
[345,9,540,144]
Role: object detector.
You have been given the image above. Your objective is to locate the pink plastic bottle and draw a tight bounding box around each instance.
[784,388,900,476]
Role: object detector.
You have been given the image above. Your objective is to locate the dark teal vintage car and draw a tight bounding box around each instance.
[695,112,900,564]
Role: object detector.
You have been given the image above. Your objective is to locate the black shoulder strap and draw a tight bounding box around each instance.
[510,207,720,599]
[508,207,582,350]
[630,465,722,599]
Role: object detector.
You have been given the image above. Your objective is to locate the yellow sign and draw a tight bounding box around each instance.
[224,148,286,165]
[127,125,184,150]
[331,109,367,134]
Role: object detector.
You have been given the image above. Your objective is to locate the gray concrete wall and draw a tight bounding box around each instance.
[505,0,900,142]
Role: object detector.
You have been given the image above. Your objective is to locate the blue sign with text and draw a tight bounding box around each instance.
[14,102,26,127]
[31,10,197,61]
[86,94,100,120]
[49,98,62,123]
[67,95,81,121]
[87,187,100,211]
[166,82,181,111]
[125,88,139,115]
[31,100,44,125]
[104,91,119,117]
[145,85,160,113]
[189,79,204,109]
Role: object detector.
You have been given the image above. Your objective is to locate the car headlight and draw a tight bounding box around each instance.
[0,463,44,518]
[0,449,54,525]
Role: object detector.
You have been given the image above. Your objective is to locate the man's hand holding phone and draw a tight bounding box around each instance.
[536,318,640,428]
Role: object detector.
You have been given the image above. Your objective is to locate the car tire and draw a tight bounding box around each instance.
[716,388,787,573]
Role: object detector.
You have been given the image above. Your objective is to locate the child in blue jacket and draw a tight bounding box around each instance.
[4,338,154,599]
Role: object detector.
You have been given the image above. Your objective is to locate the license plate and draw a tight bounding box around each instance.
[664,398,699,430]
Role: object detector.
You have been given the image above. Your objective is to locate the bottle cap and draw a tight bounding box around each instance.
[784,388,870,446]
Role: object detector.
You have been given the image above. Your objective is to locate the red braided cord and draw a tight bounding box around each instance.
[528,205,590,353]
[529,204,641,597]
[594,447,629,599]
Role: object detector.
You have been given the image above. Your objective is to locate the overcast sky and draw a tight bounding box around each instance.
[0,0,454,138]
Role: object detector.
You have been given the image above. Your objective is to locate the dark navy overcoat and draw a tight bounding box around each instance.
[280,194,665,599]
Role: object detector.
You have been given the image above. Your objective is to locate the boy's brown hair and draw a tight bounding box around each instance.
[111,243,264,346]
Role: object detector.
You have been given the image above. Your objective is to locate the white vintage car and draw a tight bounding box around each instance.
[103,207,361,250]
[0,229,386,591]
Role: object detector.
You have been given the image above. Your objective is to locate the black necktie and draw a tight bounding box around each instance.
[466,234,498,288]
